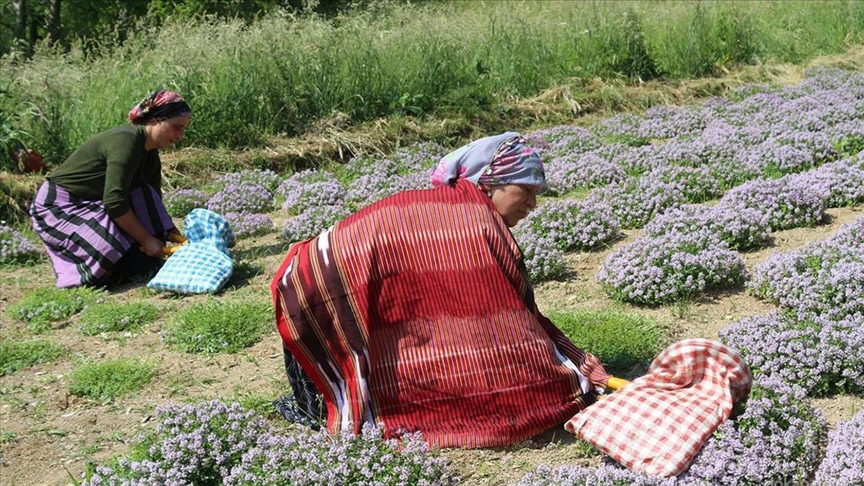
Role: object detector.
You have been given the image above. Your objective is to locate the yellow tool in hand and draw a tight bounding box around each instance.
[140,230,188,257]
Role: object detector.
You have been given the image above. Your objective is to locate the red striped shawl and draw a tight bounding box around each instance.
[272,179,609,448]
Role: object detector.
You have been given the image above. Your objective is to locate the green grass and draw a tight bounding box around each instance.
[66,358,157,400]
[0,339,65,376]
[549,309,670,376]
[165,299,273,354]
[7,286,104,333]
[4,1,863,156]
[76,301,162,336]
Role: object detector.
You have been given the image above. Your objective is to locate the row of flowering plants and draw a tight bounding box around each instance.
[720,217,864,397]
[82,400,458,485]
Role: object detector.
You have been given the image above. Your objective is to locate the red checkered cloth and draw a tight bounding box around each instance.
[564,339,751,477]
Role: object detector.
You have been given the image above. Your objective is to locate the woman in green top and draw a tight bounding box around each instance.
[30,90,191,288]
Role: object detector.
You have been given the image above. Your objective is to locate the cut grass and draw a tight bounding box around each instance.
[550,309,670,377]
[66,358,157,401]
[165,298,273,354]
[0,339,65,376]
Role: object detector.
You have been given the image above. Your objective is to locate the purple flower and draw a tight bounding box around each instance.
[813,411,864,485]
[1,224,42,264]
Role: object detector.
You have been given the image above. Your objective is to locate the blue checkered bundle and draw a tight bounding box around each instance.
[147,209,236,294]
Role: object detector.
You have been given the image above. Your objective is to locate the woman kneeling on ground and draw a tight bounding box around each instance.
[272,132,610,448]
[30,90,190,288]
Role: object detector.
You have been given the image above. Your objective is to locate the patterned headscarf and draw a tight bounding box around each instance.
[430,132,547,193]
[128,90,191,125]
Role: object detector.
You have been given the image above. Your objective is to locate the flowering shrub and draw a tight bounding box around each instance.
[544,152,626,195]
[346,172,428,209]
[813,411,864,486]
[645,165,722,203]
[513,232,568,282]
[592,112,650,146]
[0,224,41,264]
[528,125,602,157]
[636,104,707,140]
[275,169,336,202]
[791,157,864,208]
[163,189,210,218]
[8,287,103,332]
[719,311,864,396]
[596,231,746,305]
[83,400,457,485]
[223,212,275,239]
[214,169,282,193]
[281,204,352,243]
[280,179,345,215]
[590,177,687,230]
[748,217,864,321]
[207,183,274,215]
[644,205,771,251]
[678,379,826,485]
[716,176,826,231]
[518,463,672,486]
[516,199,619,252]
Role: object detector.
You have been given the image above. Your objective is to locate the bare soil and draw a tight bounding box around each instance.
[1,205,861,486]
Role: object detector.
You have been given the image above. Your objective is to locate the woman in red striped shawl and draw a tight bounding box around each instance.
[271,132,609,448]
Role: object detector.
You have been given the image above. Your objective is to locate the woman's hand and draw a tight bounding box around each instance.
[141,236,165,258]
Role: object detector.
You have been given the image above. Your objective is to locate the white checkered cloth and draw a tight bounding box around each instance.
[565,339,751,477]
[147,209,236,294]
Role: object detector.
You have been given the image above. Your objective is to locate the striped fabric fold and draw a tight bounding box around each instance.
[30,181,174,287]
[272,179,608,448]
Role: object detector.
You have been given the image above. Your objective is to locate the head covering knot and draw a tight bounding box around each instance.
[128,90,191,125]
[430,132,547,193]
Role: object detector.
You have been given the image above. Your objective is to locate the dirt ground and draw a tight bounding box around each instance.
[1,205,862,486]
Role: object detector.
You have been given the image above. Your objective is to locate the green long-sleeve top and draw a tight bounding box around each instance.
[47,125,162,218]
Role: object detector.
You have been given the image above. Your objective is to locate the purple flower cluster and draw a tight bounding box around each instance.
[790,156,864,208]
[281,179,346,215]
[223,423,457,485]
[281,204,352,243]
[223,213,274,239]
[748,217,864,321]
[275,169,338,202]
[596,231,746,305]
[528,125,602,157]
[513,233,568,282]
[716,176,826,231]
[719,311,864,396]
[84,400,274,484]
[592,112,650,146]
[678,379,826,485]
[518,462,673,486]
[644,204,770,251]
[813,411,864,485]
[646,164,723,203]
[215,169,282,193]
[589,177,687,229]
[207,182,274,215]
[83,400,457,485]
[346,171,429,209]
[0,224,42,264]
[516,199,620,252]
[544,152,626,195]
[163,188,210,218]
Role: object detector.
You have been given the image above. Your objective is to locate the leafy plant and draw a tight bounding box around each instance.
[165,299,272,354]
[66,358,157,400]
[0,339,65,376]
[8,287,104,333]
[76,301,162,336]
[549,309,669,375]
